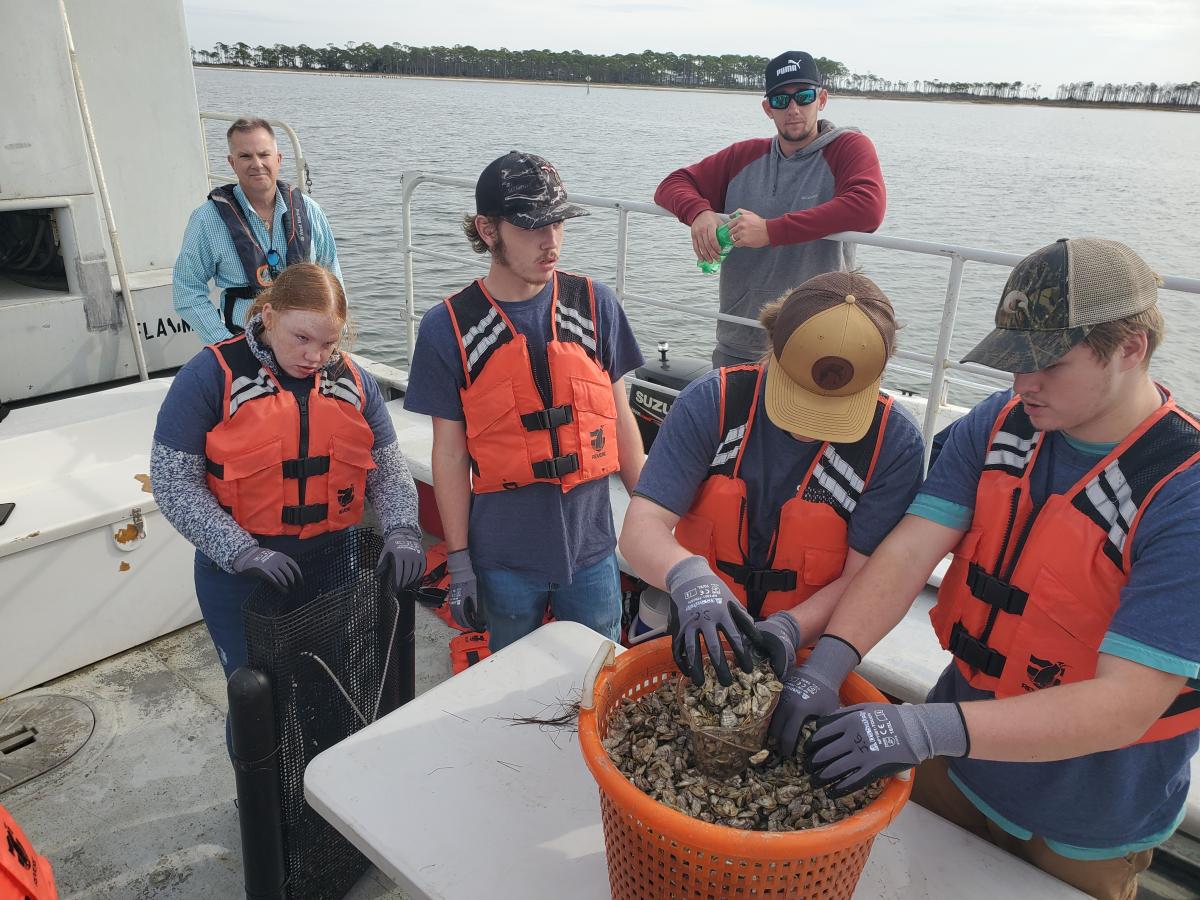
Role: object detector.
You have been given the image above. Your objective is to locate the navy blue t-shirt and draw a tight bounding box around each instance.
[915,389,1200,855]
[634,369,926,566]
[402,276,644,585]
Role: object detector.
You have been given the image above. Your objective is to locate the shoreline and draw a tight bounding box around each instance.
[194,65,1199,113]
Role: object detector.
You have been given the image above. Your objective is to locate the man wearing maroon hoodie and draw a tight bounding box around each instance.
[655,51,887,366]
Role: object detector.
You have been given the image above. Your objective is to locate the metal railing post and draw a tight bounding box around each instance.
[400,174,421,366]
[614,207,630,304]
[922,254,967,468]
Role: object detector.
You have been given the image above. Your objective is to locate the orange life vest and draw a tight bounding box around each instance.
[929,392,1200,743]
[450,632,492,674]
[674,365,893,618]
[444,272,619,494]
[204,335,376,539]
[1,802,58,900]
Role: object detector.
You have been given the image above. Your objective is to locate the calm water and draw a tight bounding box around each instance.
[196,70,1200,406]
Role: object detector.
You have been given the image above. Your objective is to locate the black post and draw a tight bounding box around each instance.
[228,666,287,900]
[397,588,416,706]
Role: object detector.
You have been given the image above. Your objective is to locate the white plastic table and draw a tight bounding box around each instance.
[306,622,1086,899]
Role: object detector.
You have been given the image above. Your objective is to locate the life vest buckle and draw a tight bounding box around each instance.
[521,405,574,431]
[966,562,1029,615]
[948,621,1007,678]
[282,455,331,479]
[531,453,581,480]
[281,503,329,526]
[716,561,798,594]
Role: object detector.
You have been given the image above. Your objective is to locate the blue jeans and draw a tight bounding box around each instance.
[194,550,261,681]
[477,552,622,652]
[194,550,261,754]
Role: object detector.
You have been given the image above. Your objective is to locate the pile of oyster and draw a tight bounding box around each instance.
[602,663,884,832]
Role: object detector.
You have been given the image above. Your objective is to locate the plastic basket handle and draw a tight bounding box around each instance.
[580,640,616,710]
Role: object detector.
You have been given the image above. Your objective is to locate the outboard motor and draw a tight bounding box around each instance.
[629,342,709,451]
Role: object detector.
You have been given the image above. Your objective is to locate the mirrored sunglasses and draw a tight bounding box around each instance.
[767,88,818,110]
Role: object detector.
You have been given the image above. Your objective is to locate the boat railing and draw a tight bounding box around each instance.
[401,170,1200,458]
[198,111,311,193]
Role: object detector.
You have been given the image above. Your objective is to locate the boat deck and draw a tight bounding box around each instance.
[0,607,458,899]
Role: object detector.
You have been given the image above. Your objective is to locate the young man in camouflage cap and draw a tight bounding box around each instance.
[770,238,1200,899]
[404,152,645,650]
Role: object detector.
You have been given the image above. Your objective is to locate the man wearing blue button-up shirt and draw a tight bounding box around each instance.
[172,117,342,344]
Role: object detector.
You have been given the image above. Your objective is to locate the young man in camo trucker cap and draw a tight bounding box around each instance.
[777,238,1200,899]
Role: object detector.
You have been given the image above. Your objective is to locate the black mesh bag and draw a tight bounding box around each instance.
[244,527,402,899]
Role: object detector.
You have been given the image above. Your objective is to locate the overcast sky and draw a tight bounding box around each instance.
[183,0,1199,90]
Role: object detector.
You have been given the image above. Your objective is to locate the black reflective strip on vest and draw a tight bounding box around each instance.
[553,272,599,361]
[466,650,481,666]
[1072,408,1200,572]
[446,281,513,384]
[948,621,1007,678]
[281,503,329,526]
[800,398,888,515]
[982,402,1039,477]
[708,366,760,478]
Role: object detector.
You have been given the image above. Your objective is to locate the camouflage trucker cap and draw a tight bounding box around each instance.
[475,151,588,230]
[961,238,1160,374]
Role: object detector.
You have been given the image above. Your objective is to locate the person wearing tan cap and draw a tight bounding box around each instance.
[786,239,1200,900]
[619,271,924,686]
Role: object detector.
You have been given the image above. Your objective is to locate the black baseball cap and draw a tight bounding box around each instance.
[475,151,589,230]
[764,51,823,96]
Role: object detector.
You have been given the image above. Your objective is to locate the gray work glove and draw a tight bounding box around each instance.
[666,556,754,688]
[446,548,485,632]
[771,634,861,757]
[376,526,426,594]
[232,546,302,591]
[733,610,804,679]
[805,702,970,798]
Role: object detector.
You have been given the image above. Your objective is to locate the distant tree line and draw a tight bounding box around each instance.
[191,42,1199,108]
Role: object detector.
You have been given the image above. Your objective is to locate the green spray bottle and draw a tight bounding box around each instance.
[696,212,740,274]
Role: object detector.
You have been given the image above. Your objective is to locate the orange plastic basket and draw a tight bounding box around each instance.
[578,638,911,899]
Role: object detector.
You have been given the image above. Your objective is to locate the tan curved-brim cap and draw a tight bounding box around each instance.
[763,271,895,442]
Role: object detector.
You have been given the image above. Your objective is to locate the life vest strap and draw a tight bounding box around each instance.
[521,405,574,431]
[966,562,1030,615]
[949,621,1007,678]
[221,285,257,335]
[281,503,329,526]
[206,458,225,478]
[531,454,580,480]
[282,455,331,479]
[1162,689,1200,719]
[716,560,798,594]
